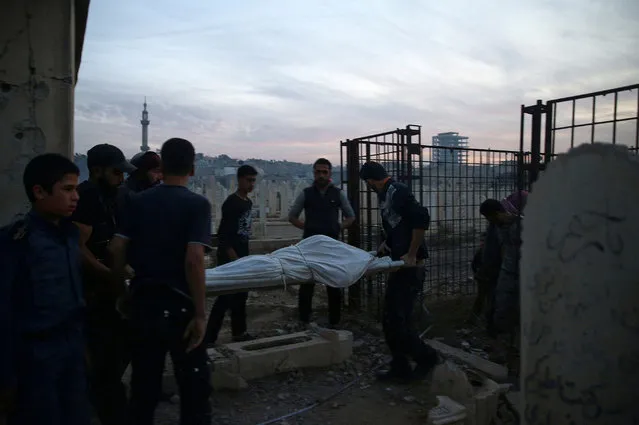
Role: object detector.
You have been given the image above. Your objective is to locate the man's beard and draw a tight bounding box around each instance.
[97,177,119,198]
[315,178,329,188]
[147,178,161,189]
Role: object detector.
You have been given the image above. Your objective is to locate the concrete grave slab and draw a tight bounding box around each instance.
[425,339,508,382]
[505,391,521,418]
[163,330,353,390]
[473,378,500,425]
[427,396,467,425]
[225,330,353,380]
[521,144,639,424]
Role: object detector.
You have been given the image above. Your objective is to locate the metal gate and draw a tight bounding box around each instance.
[520,83,639,188]
[339,84,638,316]
[340,126,521,315]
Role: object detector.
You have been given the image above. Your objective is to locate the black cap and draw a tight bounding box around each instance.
[130,151,161,172]
[87,144,136,173]
[359,161,388,181]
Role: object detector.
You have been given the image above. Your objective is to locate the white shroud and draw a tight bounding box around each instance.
[205,235,403,294]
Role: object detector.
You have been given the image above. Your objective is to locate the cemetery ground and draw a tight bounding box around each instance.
[135,288,520,425]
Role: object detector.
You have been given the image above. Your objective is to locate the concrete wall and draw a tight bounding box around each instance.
[521,144,639,424]
[0,0,80,225]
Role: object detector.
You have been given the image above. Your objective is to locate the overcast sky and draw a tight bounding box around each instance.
[75,0,639,163]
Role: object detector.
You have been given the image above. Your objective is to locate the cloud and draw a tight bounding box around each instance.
[74,0,639,163]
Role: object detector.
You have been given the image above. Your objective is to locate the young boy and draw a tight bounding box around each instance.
[206,165,259,345]
[0,154,90,425]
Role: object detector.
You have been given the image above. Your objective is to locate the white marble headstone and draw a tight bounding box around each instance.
[521,143,639,424]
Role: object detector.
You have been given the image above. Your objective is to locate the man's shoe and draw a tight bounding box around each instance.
[412,353,441,381]
[232,333,254,342]
[376,368,413,384]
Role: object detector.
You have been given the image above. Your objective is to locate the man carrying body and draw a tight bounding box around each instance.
[288,158,355,328]
[359,161,438,383]
[72,143,136,425]
[206,165,258,346]
[114,150,178,401]
[109,138,213,425]
[0,154,90,425]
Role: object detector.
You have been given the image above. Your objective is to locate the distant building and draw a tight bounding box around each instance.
[432,132,469,165]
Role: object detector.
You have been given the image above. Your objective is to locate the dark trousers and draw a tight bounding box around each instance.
[493,270,520,334]
[86,306,130,425]
[298,284,341,325]
[383,267,437,372]
[206,292,249,344]
[9,325,91,425]
[472,276,498,329]
[129,287,212,425]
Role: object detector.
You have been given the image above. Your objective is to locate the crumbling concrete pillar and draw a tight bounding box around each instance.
[521,143,639,424]
[0,0,89,225]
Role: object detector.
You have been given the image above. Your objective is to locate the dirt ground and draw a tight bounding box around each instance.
[140,289,519,425]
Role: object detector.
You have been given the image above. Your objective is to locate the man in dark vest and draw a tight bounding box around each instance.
[72,144,136,425]
[288,158,355,327]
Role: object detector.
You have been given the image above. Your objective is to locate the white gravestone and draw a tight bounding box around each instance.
[521,143,639,425]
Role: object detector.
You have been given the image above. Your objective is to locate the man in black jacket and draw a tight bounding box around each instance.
[72,144,136,425]
[289,158,355,328]
[360,161,439,383]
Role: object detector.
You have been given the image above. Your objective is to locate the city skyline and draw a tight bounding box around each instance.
[74,0,639,163]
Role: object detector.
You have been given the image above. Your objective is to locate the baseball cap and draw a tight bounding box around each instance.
[87,144,136,173]
[359,161,388,181]
[130,151,161,172]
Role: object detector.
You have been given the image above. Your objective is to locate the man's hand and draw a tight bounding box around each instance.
[183,317,206,353]
[226,248,239,262]
[124,265,135,280]
[0,387,15,415]
[400,253,417,267]
[376,241,390,257]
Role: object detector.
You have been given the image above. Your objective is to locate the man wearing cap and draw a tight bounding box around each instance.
[116,151,162,223]
[72,143,135,425]
[125,151,162,192]
[359,161,439,383]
